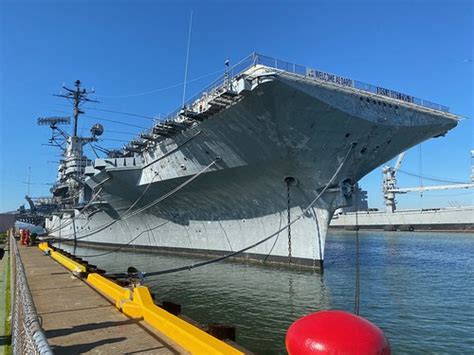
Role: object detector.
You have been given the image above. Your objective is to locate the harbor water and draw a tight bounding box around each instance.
[60,231,473,354]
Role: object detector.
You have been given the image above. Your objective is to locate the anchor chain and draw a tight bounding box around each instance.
[286,179,292,263]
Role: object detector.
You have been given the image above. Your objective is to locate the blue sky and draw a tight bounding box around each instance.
[0,0,472,212]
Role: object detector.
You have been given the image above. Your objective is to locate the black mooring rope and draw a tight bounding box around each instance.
[73,221,170,258]
[142,143,355,278]
[69,143,355,279]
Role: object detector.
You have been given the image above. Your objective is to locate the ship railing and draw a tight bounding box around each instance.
[251,53,450,113]
[163,53,449,123]
[140,53,450,143]
[158,53,259,125]
[9,232,53,355]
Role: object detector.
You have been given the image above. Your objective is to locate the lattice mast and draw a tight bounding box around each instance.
[55,80,98,137]
[38,80,101,208]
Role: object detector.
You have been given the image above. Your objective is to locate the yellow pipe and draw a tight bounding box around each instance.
[38,243,86,273]
[86,273,131,309]
[50,251,87,273]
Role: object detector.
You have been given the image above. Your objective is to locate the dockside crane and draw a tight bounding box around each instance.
[382,150,474,213]
[382,152,406,213]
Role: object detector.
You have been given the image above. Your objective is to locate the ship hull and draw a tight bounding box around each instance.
[46,67,457,269]
[330,206,474,232]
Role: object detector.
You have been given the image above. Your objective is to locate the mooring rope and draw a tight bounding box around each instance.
[57,158,219,240]
[46,131,204,236]
[138,143,356,278]
[73,220,171,258]
[46,187,104,234]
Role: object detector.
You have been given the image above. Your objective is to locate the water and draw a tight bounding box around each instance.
[60,231,474,354]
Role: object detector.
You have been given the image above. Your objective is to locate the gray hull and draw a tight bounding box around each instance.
[330,206,474,232]
[46,64,457,268]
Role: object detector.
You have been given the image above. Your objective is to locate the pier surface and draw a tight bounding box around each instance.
[18,243,184,354]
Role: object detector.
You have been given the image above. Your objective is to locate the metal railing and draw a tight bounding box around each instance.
[131,53,450,148]
[255,53,449,112]
[172,52,450,118]
[9,233,53,355]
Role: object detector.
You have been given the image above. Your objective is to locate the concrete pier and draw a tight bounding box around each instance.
[17,243,185,354]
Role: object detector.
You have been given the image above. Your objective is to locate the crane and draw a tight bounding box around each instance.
[382,150,474,213]
[382,152,406,213]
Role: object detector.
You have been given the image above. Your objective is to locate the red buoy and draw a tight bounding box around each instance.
[286,310,390,355]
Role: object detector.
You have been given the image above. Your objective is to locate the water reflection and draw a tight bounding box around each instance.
[59,231,474,354]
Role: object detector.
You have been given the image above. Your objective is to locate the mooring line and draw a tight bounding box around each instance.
[140,143,356,278]
[73,221,171,258]
[56,158,219,240]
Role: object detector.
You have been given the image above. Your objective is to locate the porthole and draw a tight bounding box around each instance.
[345,133,351,138]
[389,104,392,108]
[360,148,367,154]
[360,97,363,101]
[366,98,370,103]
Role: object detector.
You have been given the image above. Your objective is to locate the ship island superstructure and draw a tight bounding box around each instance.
[44,53,458,269]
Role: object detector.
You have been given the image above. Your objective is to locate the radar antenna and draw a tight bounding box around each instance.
[37,116,71,148]
[54,80,99,137]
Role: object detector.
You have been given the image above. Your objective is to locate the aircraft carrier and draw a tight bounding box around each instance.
[42,53,459,269]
